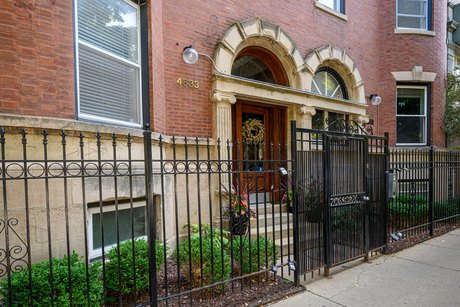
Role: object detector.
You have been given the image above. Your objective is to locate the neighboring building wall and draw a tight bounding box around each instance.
[0,1,75,119]
[377,0,447,147]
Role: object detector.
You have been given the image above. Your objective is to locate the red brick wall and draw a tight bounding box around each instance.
[150,0,166,133]
[0,0,447,146]
[0,0,75,118]
[160,0,381,137]
[376,0,447,147]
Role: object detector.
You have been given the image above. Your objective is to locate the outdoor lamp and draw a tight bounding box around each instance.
[182,46,220,71]
[369,94,382,106]
[182,46,199,64]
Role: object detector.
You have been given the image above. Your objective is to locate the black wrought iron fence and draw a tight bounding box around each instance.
[0,127,294,306]
[388,147,460,241]
[1,125,460,306]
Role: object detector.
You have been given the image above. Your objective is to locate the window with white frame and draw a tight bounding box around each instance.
[396,86,427,145]
[75,0,142,127]
[317,0,344,14]
[396,0,431,30]
[88,202,147,259]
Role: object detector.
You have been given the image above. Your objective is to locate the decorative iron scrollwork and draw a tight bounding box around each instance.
[330,194,365,207]
[0,218,29,277]
[313,118,373,135]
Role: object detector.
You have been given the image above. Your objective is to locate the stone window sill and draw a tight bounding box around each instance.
[394,28,436,37]
[315,2,347,21]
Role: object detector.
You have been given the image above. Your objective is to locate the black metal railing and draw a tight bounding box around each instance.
[388,147,460,242]
[1,124,460,306]
[292,121,388,279]
[0,127,294,306]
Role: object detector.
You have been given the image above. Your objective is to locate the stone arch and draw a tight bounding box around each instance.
[304,45,365,103]
[214,18,305,89]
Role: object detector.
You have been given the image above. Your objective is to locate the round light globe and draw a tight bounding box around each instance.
[182,47,199,65]
[370,95,382,106]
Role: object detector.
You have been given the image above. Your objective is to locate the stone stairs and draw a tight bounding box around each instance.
[248,203,294,255]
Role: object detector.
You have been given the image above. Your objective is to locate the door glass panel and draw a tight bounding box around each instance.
[242,113,265,171]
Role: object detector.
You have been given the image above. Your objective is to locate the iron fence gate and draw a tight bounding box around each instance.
[291,121,388,278]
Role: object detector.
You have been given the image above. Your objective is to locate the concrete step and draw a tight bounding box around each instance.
[250,203,289,215]
[275,237,294,256]
[249,222,294,241]
[251,212,293,228]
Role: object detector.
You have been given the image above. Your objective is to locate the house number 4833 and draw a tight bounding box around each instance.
[176,78,200,89]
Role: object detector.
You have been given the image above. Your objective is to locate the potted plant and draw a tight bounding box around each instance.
[229,193,251,235]
[221,182,256,235]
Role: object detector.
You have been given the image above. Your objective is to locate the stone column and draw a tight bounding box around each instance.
[297,105,316,129]
[212,91,236,146]
[212,91,236,187]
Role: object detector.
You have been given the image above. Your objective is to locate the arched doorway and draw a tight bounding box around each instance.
[231,47,289,202]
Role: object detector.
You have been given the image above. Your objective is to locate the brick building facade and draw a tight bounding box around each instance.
[0,0,453,292]
[0,0,447,147]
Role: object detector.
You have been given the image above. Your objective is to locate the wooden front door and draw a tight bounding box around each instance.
[233,101,286,203]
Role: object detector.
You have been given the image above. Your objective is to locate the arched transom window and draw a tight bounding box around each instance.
[231,47,289,86]
[311,67,348,100]
[232,55,275,84]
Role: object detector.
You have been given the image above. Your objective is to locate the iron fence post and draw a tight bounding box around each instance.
[383,132,390,253]
[323,134,331,276]
[429,146,434,236]
[363,137,370,261]
[290,121,300,286]
[144,126,158,306]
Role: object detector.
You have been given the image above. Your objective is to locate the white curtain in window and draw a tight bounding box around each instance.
[77,0,141,125]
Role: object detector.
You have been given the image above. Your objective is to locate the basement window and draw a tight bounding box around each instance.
[88,201,147,259]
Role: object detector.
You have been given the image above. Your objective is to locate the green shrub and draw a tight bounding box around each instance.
[105,238,165,298]
[330,206,362,232]
[173,224,231,287]
[388,195,429,218]
[433,199,460,221]
[0,252,102,307]
[231,236,280,275]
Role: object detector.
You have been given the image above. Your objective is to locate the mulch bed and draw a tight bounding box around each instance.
[111,259,304,306]
[108,223,460,306]
[386,223,459,254]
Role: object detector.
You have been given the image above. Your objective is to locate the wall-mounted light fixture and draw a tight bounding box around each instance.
[368,94,382,135]
[369,94,382,106]
[182,46,220,72]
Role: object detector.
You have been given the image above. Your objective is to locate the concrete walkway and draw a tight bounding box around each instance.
[272,229,460,307]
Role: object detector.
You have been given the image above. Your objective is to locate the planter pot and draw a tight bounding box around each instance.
[231,214,249,235]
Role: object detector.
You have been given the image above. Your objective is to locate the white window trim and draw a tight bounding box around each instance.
[396,85,428,146]
[88,201,147,259]
[74,0,143,128]
[394,28,435,36]
[396,0,429,30]
[315,1,347,21]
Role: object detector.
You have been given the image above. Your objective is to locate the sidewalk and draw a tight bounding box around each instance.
[272,229,460,307]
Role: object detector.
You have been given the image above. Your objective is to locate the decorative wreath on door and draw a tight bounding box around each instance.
[242,118,264,144]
